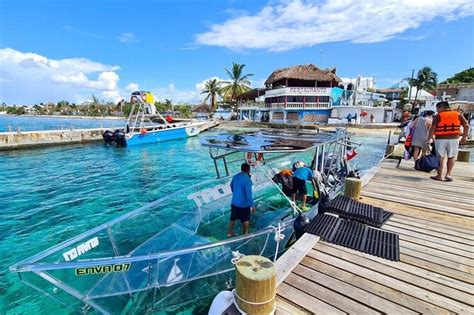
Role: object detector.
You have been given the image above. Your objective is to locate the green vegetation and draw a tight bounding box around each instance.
[4,62,256,117]
[441,68,474,84]
[220,62,254,108]
[201,78,221,109]
[406,66,438,112]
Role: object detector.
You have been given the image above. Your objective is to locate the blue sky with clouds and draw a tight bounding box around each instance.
[0,0,473,105]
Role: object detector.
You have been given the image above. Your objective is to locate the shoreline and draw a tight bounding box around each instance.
[7,114,125,120]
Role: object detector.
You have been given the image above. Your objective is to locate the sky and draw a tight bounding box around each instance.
[0,0,473,105]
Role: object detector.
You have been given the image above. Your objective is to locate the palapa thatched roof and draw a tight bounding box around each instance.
[238,88,266,100]
[192,104,213,113]
[264,64,342,85]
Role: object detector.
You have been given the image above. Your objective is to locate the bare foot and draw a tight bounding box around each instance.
[226,232,237,238]
[430,176,443,181]
[444,176,453,182]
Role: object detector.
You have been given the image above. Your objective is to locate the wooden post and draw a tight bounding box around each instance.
[344,177,362,200]
[235,255,276,314]
[385,144,394,156]
[457,150,470,162]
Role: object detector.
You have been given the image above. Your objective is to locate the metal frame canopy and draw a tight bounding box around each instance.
[200,128,349,178]
[200,129,341,153]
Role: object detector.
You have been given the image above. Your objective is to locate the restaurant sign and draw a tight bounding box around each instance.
[266,87,331,97]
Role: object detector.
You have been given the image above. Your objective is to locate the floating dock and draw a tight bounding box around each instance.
[275,159,473,314]
[0,121,220,150]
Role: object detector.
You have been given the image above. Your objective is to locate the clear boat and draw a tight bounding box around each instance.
[10,128,359,314]
[103,91,206,146]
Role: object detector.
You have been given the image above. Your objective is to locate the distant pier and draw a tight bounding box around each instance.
[0,121,220,151]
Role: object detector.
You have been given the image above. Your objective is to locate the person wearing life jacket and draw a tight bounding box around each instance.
[272,169,294,197]
[428,101,469,181]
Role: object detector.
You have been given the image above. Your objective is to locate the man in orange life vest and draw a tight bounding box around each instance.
[428,101,469,181]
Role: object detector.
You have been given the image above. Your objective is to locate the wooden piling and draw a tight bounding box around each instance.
[457,150,470,162]
[344,177,362,200]
[235,255,276,314]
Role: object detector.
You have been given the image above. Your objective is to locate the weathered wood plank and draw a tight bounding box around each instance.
[362,196,473,227]
[384,225,474,253]
[294,262,418,314]
[366,181,474,206]
[365,186,474,211]
[385,221,474,245]
[390,215,474,239]
[397,233,474,259]
[275,297,311,315]
[313,245,473,313]
[362,191,474,217]
[301,257,454,315]
[278,282,345,315]
[369,177,474,197]
[285,273,380,314]
[400,239,474,267]
[275,233,319,286]
[391,214,474,234]
[321,242,473,295]
[400,253,474,284]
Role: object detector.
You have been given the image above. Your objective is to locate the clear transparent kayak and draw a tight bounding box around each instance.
[10,128,355,314]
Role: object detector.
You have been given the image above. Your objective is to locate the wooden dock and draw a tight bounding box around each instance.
[275,159,474,314]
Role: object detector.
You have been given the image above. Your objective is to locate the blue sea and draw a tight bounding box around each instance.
[0,115,125,132]
[0,121,388,314]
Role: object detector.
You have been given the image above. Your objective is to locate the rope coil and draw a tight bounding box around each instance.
[232,289,276,315]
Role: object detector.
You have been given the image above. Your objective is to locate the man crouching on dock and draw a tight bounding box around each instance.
[228,163,256,237]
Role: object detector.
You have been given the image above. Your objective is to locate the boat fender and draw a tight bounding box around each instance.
[293,214,310,240]
[208,290,234,315]
[140,128,147,135]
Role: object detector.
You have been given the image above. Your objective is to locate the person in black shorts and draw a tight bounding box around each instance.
[228,163,256,237]
[291,161,313,210]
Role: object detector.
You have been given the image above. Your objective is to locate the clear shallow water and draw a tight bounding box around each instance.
[0,115,125,132]
[0,130,387,314]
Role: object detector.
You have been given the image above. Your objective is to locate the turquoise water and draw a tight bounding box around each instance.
[0,115,125,132]
[0,130,387,314]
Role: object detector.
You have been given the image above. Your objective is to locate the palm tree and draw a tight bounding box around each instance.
[406,67,438,112]
[201,78,221,109]
[220,62,253,108]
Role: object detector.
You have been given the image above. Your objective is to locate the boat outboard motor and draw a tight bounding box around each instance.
[113,129,127,147]
[318,194,330,214]
[293,214,310,240]
[102,130,114,145]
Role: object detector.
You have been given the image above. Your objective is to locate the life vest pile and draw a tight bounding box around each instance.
[435,111,461,136]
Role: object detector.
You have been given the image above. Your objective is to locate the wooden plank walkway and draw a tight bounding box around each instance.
[275,159,474,315]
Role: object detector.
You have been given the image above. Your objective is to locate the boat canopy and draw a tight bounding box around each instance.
[200,129,343,153]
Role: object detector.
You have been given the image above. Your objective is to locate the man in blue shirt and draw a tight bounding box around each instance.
[292,162,313,210]
[228,163,255,237]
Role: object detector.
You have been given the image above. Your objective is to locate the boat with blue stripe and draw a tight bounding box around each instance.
[102,91,206,146]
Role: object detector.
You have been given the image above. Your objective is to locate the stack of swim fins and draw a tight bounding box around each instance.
[321,195,393,228]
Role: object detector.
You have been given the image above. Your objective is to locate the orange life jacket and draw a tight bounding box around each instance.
[434,111,461,136]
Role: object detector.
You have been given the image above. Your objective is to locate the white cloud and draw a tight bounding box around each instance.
[117,32,140,43]
[195,0,474,51]
[126,82,139,92]
[0,48,123,104]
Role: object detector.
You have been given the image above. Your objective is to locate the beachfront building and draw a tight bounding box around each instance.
[263,64,341,124]
[191,104,213,120]
[238,88,267,122]
[239,64,342,124]
[329,76,394,124]
[436,83,474,102]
